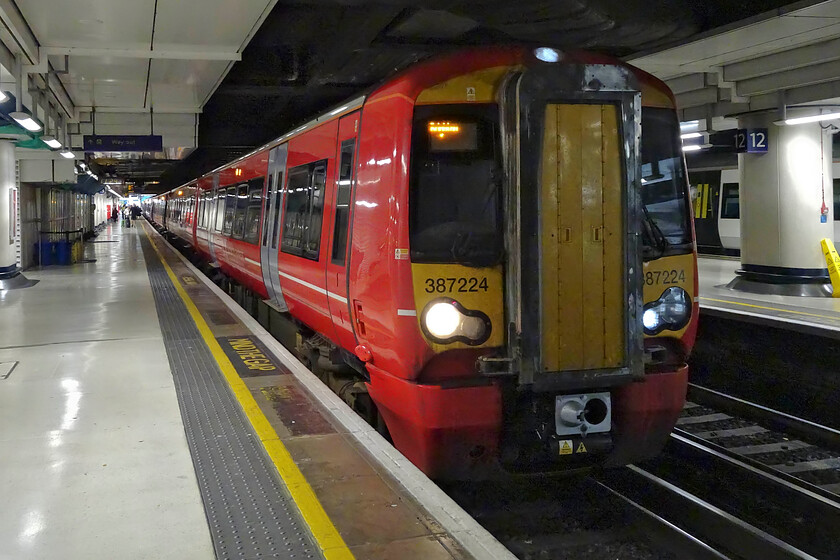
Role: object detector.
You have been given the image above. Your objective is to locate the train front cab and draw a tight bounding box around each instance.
[364,51,696,478]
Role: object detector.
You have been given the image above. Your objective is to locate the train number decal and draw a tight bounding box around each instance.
[644,269,686,286]
[424,277,489,293]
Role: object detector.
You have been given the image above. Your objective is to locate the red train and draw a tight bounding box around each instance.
[145,46,698,479]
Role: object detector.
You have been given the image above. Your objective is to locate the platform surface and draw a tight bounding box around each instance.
[698,256,840,333]
[1,221,507,560]
[0,223,215,560]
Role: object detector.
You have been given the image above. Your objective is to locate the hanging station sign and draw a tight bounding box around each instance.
[734,128,768,154]
[83,135,163,152]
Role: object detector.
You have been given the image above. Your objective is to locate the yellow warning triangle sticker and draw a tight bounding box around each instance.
[577,442,587,454]
[559,440,573,456]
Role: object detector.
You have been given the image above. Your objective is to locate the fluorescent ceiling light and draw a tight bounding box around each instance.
[41,135,62,148]
[10,111,42,132]
[0,91,7,102]
[681,132,703,140]
[680,120,699,130]
[59,150,75,159]
[780,111,840,126]
[682,144,703,152]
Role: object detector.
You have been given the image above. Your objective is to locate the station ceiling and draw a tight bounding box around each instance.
[0,0,835,193]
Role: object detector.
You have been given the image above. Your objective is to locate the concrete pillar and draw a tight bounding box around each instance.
[738,110,834,285]
[0,140,16,274]
[0,139,35,289]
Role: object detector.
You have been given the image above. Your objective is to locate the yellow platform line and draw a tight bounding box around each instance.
[700,296,840,323]
[141,222,354,560]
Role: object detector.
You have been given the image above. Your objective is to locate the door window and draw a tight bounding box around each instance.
[331,139,355,266]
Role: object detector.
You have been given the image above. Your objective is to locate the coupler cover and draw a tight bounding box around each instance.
[555,392,611,436]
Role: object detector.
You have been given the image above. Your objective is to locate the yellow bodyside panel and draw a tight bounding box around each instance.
[642,253,696,339]
[640,82,674,109]
[416,67,512,105]
[541,103,624,372]
[411,263,505,352]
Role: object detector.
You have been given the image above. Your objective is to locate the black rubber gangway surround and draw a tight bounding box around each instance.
[138,227,322,560]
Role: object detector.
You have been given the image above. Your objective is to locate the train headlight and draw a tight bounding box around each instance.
[425,302,461,338]
[642,287,691,335]
[420,299,492,345]
[534,47,562,63]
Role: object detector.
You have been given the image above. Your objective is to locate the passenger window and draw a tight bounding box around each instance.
[243,179,265,245]
[231,184,248,239]
[281,160,328,260]
[720,183,740,219]
[331,139,355,265]
[222,187,236,235]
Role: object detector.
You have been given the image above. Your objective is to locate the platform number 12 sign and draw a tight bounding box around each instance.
[735,128,768,154]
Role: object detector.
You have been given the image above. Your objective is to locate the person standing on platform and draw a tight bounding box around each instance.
[111,207,118,222]
[123,205,131,228]
[131,205,141,221]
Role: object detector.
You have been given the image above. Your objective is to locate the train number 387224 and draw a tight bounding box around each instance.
[425,277,489,293]
[645,269,686,286]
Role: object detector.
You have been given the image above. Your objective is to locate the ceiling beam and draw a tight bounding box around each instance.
[675,86,720,108]
[736,58,840,96]
[43,46,241,61]
[724,36,840,82]
[0,0,37,65]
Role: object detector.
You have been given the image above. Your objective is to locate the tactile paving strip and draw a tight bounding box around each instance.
[139,231,322,560]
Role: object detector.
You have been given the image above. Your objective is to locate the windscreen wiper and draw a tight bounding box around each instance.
[641,204,670,258]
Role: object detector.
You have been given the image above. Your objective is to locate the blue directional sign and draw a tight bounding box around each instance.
[83,135,163,152]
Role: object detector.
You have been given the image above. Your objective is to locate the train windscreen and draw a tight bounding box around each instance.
[640,108,692,254]
[409,104,502,267]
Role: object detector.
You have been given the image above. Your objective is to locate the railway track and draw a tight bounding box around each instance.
[447,385,840,559]
[596,383,840,559]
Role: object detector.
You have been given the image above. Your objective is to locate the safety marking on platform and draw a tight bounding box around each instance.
[559,440,573,455]
[142,222,354,560]
[576,442,587,454]
[0,361,18,380]
[700,296,840,324]
[217,335,284,377]
[181,275,198,285]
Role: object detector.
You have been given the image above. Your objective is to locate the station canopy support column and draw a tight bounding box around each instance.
[735,109,835,295]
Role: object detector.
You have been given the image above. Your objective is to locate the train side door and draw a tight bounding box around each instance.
[325,112,360,350]
[206,174,220,263]
[260,144,289,311]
